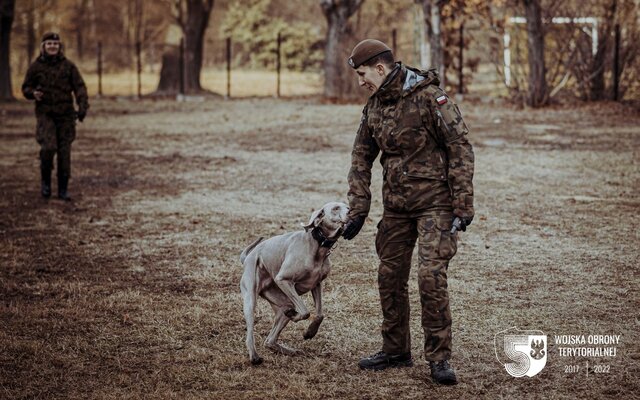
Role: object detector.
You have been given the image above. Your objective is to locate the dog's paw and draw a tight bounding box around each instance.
[303,316,324,339]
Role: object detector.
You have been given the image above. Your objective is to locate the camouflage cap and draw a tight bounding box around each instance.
[348,39,392,69]
[41,32,60,42]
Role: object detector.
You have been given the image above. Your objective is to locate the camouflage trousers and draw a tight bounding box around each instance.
[36,113,76,178]
[375,210,457,361]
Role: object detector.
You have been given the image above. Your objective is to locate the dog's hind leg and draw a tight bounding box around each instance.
[262,289,300,356]
[240,256,263,365]
[264,309,300,356]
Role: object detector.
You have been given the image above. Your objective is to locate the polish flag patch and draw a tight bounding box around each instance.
[436,95,448,105]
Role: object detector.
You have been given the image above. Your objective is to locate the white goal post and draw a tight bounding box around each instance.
[503,16,598,87]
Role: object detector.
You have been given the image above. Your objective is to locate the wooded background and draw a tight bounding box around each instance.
[1,0,639,105]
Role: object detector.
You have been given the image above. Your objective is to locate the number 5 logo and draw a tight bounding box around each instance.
[495,327,548,377]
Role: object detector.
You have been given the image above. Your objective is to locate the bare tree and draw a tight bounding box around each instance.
[320,0,364,100]
[523,0,548,107]
[24,0,35,63]
[589,0,617,100]
[73,0,89,60]
[20,0,54,65]
[156,0,214,94]
[416,0,444,87]
[0,0,16,101]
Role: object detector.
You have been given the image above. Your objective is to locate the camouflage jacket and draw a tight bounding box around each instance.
[22,53,89,116]
[347,63,474,218]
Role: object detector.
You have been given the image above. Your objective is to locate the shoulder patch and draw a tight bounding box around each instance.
[436,95,448,105]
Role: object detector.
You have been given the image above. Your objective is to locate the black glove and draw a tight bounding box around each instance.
[77,110,86,122]
[342,215,365,240]
[453,215,474,232]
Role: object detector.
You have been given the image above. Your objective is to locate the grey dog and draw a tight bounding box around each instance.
[240,202,349,365]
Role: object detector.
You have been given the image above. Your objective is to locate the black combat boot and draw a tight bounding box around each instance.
[57,174,71,201]
[429,360,458,385]
[40,165,52,198]
[358,351,413,371]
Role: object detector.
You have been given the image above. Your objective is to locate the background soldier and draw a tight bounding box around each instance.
[342,39,474,385]
[22,32,89,201]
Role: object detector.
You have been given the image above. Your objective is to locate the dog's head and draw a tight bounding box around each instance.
[302,202,350,238]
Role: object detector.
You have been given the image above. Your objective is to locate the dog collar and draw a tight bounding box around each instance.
[311,227,337,248]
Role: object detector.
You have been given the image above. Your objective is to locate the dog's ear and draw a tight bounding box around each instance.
[302,208,324,231]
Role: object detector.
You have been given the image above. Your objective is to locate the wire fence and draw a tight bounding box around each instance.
[11,35,324,99]
[96,35,325,98]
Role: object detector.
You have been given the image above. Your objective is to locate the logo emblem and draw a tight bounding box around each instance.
[495,327,547,377]
[348,58,355,68]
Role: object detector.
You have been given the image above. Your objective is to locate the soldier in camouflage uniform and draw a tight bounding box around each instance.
[342,39,474,385]
[22,32,89,201]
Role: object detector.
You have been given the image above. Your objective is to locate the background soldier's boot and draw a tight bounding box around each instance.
[57,174,71,201]
[40,165,52,198]
[358,351,413,371]
[429,360,458,385]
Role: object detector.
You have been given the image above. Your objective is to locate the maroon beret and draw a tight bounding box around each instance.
[348,39,392,69]
[41,32,60,43]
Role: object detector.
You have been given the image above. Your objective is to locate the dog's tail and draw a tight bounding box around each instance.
[240,237,265,264]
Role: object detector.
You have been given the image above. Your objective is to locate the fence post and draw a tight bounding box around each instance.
[179,38,185,96]
[458,23,464,95]
[613,23,620,101]
[276,32,281,98]
[136,41,142,99]
[97,41,103,97]
[226,37,231,98]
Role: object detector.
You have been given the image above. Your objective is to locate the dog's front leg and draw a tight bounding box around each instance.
[274,269,309,322]
[303,283,324,340]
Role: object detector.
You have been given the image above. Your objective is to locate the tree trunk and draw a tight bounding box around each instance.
[417,0,444,87]
[156,0,214,94]
[157,47,181,93]
[320,0,364,100]
[589,0,617,101]
[183,0,211,91]
[523,0,548,107]
[88,0,97,45]
[431,2,444,86]
[418,0,432,68]
[75,0,88,60]
[26,0,35,63]
[0,0,16,101]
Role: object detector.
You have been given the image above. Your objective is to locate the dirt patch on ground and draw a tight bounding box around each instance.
[1,98,639,399]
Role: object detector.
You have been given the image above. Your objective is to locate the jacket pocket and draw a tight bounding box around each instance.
[435,215,457,259]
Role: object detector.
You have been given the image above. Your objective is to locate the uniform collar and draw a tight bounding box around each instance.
[373,63,405,104]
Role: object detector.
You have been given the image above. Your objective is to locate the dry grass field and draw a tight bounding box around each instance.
[1,97,639,399]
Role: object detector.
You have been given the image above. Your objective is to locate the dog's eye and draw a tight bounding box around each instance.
[333,206,339,212]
